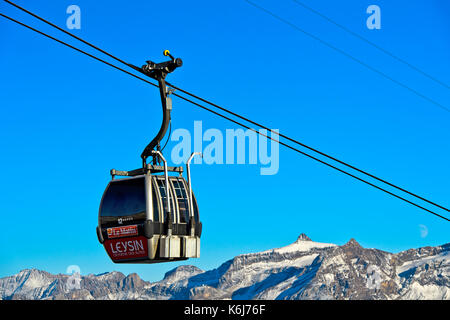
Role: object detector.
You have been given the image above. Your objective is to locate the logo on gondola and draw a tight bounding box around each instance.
[107,225,138,239]
[117,217,133,225]
[104,236,148,260]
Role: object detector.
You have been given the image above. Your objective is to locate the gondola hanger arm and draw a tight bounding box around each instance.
[133,50,183,167]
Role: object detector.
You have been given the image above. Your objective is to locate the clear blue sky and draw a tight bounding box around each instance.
[0,0,449,282]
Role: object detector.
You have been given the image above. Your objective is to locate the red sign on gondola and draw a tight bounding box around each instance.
[107,225,138,239]
[104,236,148,260]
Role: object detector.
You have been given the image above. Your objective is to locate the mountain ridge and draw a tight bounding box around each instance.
[1,234,449,300]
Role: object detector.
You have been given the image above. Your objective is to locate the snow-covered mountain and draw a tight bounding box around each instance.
[1,234,449,300]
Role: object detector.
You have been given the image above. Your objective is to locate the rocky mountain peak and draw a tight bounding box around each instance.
[296,233,312,242]
[163,265,204,282]
[121,273,144,290]
[344,238,362,248]
[1,236,448,300]
[18,268,43,276]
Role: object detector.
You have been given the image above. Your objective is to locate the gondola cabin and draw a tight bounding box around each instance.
[96,162,202,264]
[95,51,203,264]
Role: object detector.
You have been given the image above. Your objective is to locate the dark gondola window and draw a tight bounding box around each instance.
[100,177,147,226]
[151,183,160,222]
[156,178,175,223]
[172,179,189,223]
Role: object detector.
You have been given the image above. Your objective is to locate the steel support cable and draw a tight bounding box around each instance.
[0,14,159,90]
[173,95,450,222]
[244,0,449,113]
[4,0,449,213]
[3,0,135,70]
[1,12,449,222]
[164,82,450,213]
[290,0,450,91]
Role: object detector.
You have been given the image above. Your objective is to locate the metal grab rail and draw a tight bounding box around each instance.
[187,152,202,236]
[152,150,172,235]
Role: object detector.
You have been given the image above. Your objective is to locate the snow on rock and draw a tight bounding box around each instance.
[269,234,336,254]
[401,282,450,300]
[162,265,204,284]
[397,251,449,275]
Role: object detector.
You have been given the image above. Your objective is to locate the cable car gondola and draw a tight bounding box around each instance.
[96,51,202,263]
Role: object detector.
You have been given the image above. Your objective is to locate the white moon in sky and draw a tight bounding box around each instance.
[419,224,428,238]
